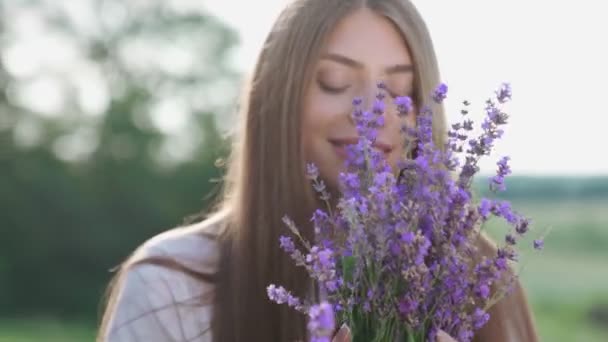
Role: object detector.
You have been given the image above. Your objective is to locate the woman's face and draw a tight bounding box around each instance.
[302,8,416,190]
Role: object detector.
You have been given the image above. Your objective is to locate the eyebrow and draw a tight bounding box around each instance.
[320,53,414,74]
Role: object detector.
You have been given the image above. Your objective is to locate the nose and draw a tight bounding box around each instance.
[347,85,378,126]
[361,82,383,109]
[348,80,400,130]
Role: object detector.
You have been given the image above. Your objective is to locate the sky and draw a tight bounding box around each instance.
[2,0,606,175]
[203,0,608,176]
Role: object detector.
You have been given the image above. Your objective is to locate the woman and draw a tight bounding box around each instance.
[98,0,539,341]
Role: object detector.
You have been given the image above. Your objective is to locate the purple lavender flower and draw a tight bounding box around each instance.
[495,256,508,271]
[472,308,490,329]
[495,83,512,104]
[493,201,519,224]
[401,231,415,244]
[311,209,330,236]
[475,284,491,299]
[339,172,362,199]
[486,102,509,125]
[497,156,511,175]
[416,109,434,146]
[267,284,304,312]
[269,82,541,342]
[398,296,419,317]
[306,163,319,180]
[490,156,512,192]
[395,96,413,116]
[463,119,474,131]
[306,164,332,202]
[533,239,544,250]
[457,330,474,342]
[432,83,448,103]
[306,246,338,293]
[308,302,335,342]
[490,177,506,192]
[497,246,518,262]
[505,234,517,246]
[279,236,296,253]
[478,198,493,220]
[375,115,385,127]
[516,218,530,235]
[372,98,385,115]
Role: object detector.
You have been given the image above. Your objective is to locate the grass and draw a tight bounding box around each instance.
[522,251,608,342]
[533,299,608,342]
[0,318,95,342]
[1,197,607,341]
[484,197,608,341]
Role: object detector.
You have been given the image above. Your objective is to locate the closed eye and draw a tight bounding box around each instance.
[318,80,350,94]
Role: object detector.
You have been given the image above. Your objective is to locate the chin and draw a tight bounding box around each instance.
[313,163,341,192]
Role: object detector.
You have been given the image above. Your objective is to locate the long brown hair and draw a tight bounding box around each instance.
[99,0,538,341]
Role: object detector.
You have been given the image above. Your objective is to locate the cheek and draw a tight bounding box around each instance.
[300,89,355,189]
[301,94,324,157]
[385,106,417,168]
[301,90,350,153]
[308,91,351,121]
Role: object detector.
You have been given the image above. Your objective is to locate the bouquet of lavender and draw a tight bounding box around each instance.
[267,82,544,342]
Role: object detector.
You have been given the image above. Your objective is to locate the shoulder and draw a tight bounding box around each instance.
[132,217,223,273]
[101,214,226,342]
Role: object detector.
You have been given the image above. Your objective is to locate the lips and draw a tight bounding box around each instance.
[329,137,393,158]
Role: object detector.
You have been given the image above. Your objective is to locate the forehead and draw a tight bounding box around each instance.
[321,8,413,67]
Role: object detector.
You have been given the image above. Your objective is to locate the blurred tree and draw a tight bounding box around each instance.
[0,0,238,319]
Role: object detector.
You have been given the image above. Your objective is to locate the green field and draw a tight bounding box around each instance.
[485,197,608,341]
[2,197,607,341]
[0,319,95,342]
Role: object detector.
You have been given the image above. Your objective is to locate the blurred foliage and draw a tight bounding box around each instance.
[475,176,608,200]
[0,0,236,319]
